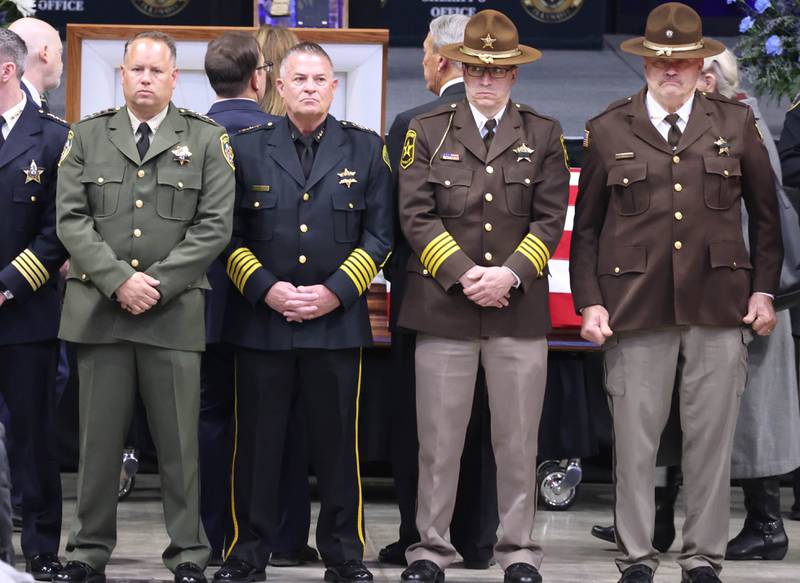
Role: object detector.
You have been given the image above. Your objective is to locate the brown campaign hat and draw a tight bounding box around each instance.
[620,2,725,59]
[438,9,542,67]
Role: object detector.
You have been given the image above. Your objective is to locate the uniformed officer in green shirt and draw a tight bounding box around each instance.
[55,31,234,583]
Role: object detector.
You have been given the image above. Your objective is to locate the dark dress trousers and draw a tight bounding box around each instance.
[0,99,68,560]
[385,81,498,559]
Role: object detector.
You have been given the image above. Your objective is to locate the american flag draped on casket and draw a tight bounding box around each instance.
[547,168,582,329]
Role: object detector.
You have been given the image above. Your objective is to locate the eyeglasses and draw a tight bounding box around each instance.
[464,65,513,79]
[256,62,273,72]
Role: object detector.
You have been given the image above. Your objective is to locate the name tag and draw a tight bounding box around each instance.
[251,185,271,192]
[615,152,635,160]
[440,152,461,162]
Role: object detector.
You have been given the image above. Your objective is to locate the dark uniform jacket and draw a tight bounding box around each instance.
[779,102,800,189]
[385,81,465,333]
[205,99,278,344]
[223,114,393,351]
[570,88,783,332]
[398,98,570,339]
[56,104,235,351]
[0,99,68,345]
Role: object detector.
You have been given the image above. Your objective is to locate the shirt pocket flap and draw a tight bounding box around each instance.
[80,165,125,185]
[703,156,742,178]
[241,190,277,210]
[598,245,647,276]
[606,162,647,187]
[332,190,366,211]
[503,165,541,186]
[709,240,752,270]
[157,168,202,190]
[427,166,473,188]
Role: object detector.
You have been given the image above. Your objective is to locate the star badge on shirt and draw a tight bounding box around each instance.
[172,145,193,165]
[512,143,535,163]
[23,159,44,184]
[713,137,730,156]
[338,168,358,188]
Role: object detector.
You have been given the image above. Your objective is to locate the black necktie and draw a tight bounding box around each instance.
[137,122,151,161]
[665,113,682,149]
[0,116,6,150]
[299,134,315,179]
[39,93,49,113]
[483,119,497,150]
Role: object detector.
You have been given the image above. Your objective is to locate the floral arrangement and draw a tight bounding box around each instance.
[726,0,800,102]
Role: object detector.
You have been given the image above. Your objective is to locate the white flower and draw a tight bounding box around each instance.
[11,0,36,17]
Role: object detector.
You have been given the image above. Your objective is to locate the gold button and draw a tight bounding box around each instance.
[674,211,683,220]
[303,193,310,201]
[486,165,494,174]
[177,181,184,189]
[672,155,680,164]
[254,201,260,208]
[135,199,144,208]
[137,169,145,178]
[484,252,493,261]
[674,241,682,250]
[80,274,87,281]
[674,183,683,192]
[450,103,457,109]
[622,178,629,185]
[131,259,140,268]
[298,255,307,264]
[97,177,104,184]
[484,193,493,202]
[484,222,492,232]
[300,224,308,233]
[30,196,36,202]
[422,268,429,275]
[524,178,531,184]
[723,170,729,177]
[444,180,451,186]
[133,228,142,237]
[733,261,737,268]
[614,267,620,273]
[348,202,354,209]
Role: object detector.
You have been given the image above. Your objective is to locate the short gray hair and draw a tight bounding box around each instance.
[279,41,333,78]
[0,28,27,79]
[703,48,739,100]
[429,14,469,53]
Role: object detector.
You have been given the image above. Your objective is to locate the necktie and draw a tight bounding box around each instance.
[39,93,49,113]
[483,118,497,151]
[299,134,315,179]
[665,113,682,149]
[137,122,151,161]
[0,116,6,150]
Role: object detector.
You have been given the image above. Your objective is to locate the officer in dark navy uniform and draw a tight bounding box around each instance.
[213,42,392,583]
[0,28,68,581]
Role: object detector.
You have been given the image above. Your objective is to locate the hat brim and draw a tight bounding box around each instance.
[438,42,542,66]
[620,36,726,59]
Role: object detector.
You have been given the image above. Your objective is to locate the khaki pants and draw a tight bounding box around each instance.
[605,326,750,575]
[407,334,548,570]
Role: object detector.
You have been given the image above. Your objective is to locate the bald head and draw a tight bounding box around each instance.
[9,18,63,94]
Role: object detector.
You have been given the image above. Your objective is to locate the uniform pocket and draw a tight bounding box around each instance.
[703,157,742,210]
[240,189,278,241]
[156,168,201,221]
[503,165,539,216]
[80,165,124,217]
[708,240,752,271]
[332,190,365,243]
[429,166,472,218]
[607,162,648,216]
[597,245,647,278]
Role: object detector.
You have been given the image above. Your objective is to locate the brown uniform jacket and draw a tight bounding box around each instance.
[569,88,783,332]
[398,99,569,339]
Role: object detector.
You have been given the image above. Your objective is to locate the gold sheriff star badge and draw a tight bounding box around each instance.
[481,33,496,49]
[512,143,535,162]
[713,137,730,156]
[172,145,193,165]
[337,168,358,188]
[23,159,44,184]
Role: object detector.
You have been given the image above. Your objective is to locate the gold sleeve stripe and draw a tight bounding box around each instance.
[515,234,551,276]
[22,249,49,283]
[379,250,392,269]
[11,249,49,290]
[519,239,547,268]
[346,256,371,287]
[11,259,40,289]
[226,247,263,294]
[516,245,544,276]
[429,241,459,277]
[341,263,368,294]
[353,249,378,277]
[420,232,451,266]
[340,248,379,295]
[526,234,551,261]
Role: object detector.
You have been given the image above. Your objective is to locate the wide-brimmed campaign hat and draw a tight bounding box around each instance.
[439,9,542,67]
[620,2,725,59]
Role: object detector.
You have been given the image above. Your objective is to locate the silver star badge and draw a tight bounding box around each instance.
[338,168,358,188]
[23,159,44,184]
[172,145,193,166]
[512,143,535,163]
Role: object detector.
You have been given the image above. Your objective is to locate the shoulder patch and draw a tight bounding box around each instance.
[791,99,800,112]
[382,144,391,171]
[179,108,220,126]
[81,106,120,122]
[560,134,570,170]
[235,121,276,136]
[582,128,590,149]
[400,129,416,170]
[40,111,69,127]
[340,120,379,135]
[220,134,235,171]
[58,129,74,167]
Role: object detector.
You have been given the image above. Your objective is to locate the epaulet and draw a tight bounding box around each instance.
[789,98,800,112]
[340,119,379,136]
[80,106,120,122]
[511,102,556,122]
[39,110,69,127]
[178,107,220,125]
[589,95,634,122]
[418,102,460,120]
[700,91,747,108]
[235,121,277,136]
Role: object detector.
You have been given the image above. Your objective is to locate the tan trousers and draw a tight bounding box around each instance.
[604,326,751,575]
[407,334,548,570]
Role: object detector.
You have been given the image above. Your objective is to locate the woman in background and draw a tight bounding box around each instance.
[256,24,299,116]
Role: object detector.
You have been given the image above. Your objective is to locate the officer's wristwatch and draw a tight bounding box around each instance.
[1,289,13,300]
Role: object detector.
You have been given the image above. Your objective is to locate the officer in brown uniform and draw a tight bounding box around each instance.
[569,4,782,583]
[398,10,569,583]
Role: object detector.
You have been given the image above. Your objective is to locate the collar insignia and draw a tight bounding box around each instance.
[23,159,44,184]
[338,168,358,188]
[481,33,496,49]
[512,143,535,162]
[172,145,193,165]
[714,137,730,156]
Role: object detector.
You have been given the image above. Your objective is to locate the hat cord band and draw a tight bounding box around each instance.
[459,45,522,64]
[642,39,705,56]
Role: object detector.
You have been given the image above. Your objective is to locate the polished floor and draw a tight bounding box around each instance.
[11,475,800,582]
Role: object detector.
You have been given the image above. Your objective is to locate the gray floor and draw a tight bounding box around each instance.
[12,474,800,582]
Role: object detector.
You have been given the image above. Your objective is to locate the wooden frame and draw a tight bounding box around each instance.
[66,24,388,132]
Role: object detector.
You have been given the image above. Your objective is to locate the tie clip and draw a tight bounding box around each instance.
[614,152,635,160]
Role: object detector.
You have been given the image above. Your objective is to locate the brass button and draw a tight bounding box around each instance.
[135,199,144,208]
[674,183,683,192]
[450,103,457,109]
[614,267,620,273]
[733,261,737,268]
[622,178,629,185]
[300,224,308,233]
[484,252,493,261]
[303,193,310,201]
[674,241,682,250]
[348,202,354,209]
[254,201,260,208]
[80,274,87,281]
[97,177,104,184]
[298,255,307,264]
[137,169,145,178]
[177,181,184,189]
[672,155,680,164]
[723,170,729,177]
[524,178,531,184]
[486,165,494,174]
[131,258,140,268]
[444,180,451,186]
[133,228,142,238]
[674,211,683,220]
[30,196,36,202]
[484,193,493,202]
[422,268,429,275]
[484,222,492,232]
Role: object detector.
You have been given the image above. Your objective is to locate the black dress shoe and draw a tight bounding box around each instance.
[324,560,373,582]
[378,540,415,566]
[400,560,444,583]
[591,524,673,553]
[53,561,106,583]
[591,525,616,544]
[681,567,721,583]
[618,564,653,583]
[269,544,319,567]
[463,557,494,570]
[213,558,266,582]
[504,563,542,583]
[175,563,207,583]
[26,553,63,581]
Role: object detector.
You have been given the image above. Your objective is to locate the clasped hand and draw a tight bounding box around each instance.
[459,265,515,308]
[266,281,340,322]
[116,272,161,315]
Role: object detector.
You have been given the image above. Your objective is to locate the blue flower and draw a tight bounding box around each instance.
[754,0,771,13]
[739,16,755,32]
[726,0,736,3]
[765,35,783,56]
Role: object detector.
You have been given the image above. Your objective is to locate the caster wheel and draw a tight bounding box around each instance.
[538,465,577,510]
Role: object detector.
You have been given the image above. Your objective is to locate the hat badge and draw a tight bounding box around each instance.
[665,29,674,38]
[480,32,496,49]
